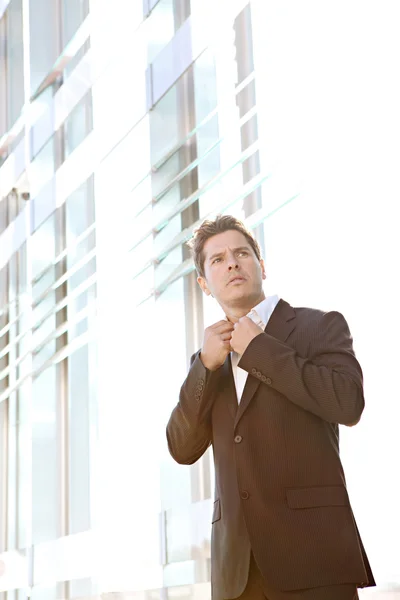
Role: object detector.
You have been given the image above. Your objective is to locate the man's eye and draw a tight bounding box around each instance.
[238,251,248,257]
[212,258,221,264]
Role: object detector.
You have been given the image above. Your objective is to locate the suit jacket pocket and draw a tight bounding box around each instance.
[212,499,221,523]
[286,485,350,509]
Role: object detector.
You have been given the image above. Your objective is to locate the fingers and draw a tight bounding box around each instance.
[211,320,235,333]
[222,340,232,351]
[220,331,233,341]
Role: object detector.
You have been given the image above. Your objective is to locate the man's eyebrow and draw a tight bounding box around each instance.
[208,246,251,262]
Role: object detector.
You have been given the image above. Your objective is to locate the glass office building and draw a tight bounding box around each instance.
[0,0,399,598]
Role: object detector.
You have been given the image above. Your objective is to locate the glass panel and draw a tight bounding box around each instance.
[30,583,56,600]
[153,217,182,287]
[146,0,175,64]
[68,345,90,534]
[0,14,7,139]
[65,177,96,341]
[6,0,24,129]
[0,401,7,553]
[64,38,90,79]
[166,499,212,564]
[62,0,89,47]
[31,212,57,397]
[149,84,180,165]
[7,396,17,549]
[17,382,32,549]
[31,213,56,281]
[193,49,221,212]
[64,90,93,159]
[0,196,7,235]
[0,264,9,399]
[29,0,59,96]
[30,138,55,200]
[150,18,193,108]
[32,365,58,544]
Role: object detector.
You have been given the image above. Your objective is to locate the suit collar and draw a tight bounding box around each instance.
[233,298,296,428]
[263,298,296,342]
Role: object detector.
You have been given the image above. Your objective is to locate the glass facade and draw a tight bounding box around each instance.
[0,0,399,598]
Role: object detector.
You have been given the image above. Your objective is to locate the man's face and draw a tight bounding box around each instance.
[197,229,266,314]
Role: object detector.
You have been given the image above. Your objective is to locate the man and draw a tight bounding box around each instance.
[166,215,375,600]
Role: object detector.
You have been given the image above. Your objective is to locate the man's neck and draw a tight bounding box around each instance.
[224,294,266,323]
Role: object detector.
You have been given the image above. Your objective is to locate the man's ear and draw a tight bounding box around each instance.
[197,275,212,296]
[260,258,267,280]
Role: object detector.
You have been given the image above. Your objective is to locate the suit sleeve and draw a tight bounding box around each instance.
[166,352,221,465]
[238,311,365,426]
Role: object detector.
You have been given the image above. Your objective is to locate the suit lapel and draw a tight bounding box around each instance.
[234,299,296,429]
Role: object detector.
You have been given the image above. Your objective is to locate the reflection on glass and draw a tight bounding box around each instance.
[68,346,90,534]
[29,0,59,96]
[146,0,175,64]
[29,138,55,199]
[66,177,96,340]
[64,91,93,159]
[32,365,58,544]
[62,0,89,47]
[6,0,24,129]
[7,408,17,550]
[149,84,179,165]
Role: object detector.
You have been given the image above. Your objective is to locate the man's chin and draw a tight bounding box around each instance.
[222,290,257,307]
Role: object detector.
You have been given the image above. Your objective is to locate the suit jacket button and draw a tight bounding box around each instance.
[234,435,243,444]
[251,368,257,374]
[256,371,262,378]
[240,491,249,500]
[266,377,272,385]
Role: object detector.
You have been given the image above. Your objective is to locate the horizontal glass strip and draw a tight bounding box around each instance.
[131,153,267,281]
[30,14,91,102]
[33,303,95,356]
[132,103,258,232]
[154,103,257,205]
[0,331,92,404]
[0,246,96,342]
[0,293,24,320]
[32,223,96,285]
[138,192,301,305]
[0,223,95,322]
[0,13,91,158]
[32,247,96,309]
[0,274,97,363]
[130,133,260,262]
[128,72,256,210]
[152,71,255,174]
[0,301,96,384]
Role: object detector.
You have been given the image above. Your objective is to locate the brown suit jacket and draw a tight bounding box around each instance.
[166,299,375,598]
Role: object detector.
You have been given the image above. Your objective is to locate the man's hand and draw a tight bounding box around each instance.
[230,316,264,356]
[200,320,235,371]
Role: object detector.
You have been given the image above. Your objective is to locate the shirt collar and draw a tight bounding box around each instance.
[248,294,280,326]
[225,294,280,326]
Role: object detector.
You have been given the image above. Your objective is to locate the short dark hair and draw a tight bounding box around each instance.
[187,214,262,278]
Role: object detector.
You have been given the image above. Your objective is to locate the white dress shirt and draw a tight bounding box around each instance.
[231,294,280,403]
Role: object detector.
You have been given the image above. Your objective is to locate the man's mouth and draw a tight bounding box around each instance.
[228,276,246,285]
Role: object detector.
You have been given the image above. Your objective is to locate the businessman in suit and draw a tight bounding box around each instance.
[166,215,375,600]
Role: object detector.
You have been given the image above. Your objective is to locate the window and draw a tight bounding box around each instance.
[5,0,25,129]
[29,0,59,96]
[62,0,89,48]
[64,90,93,159]
[0,13,8,139]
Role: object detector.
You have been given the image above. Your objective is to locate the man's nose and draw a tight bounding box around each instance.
[228,257,239,270]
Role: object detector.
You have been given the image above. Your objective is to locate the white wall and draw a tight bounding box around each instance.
[252,0,400,591]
